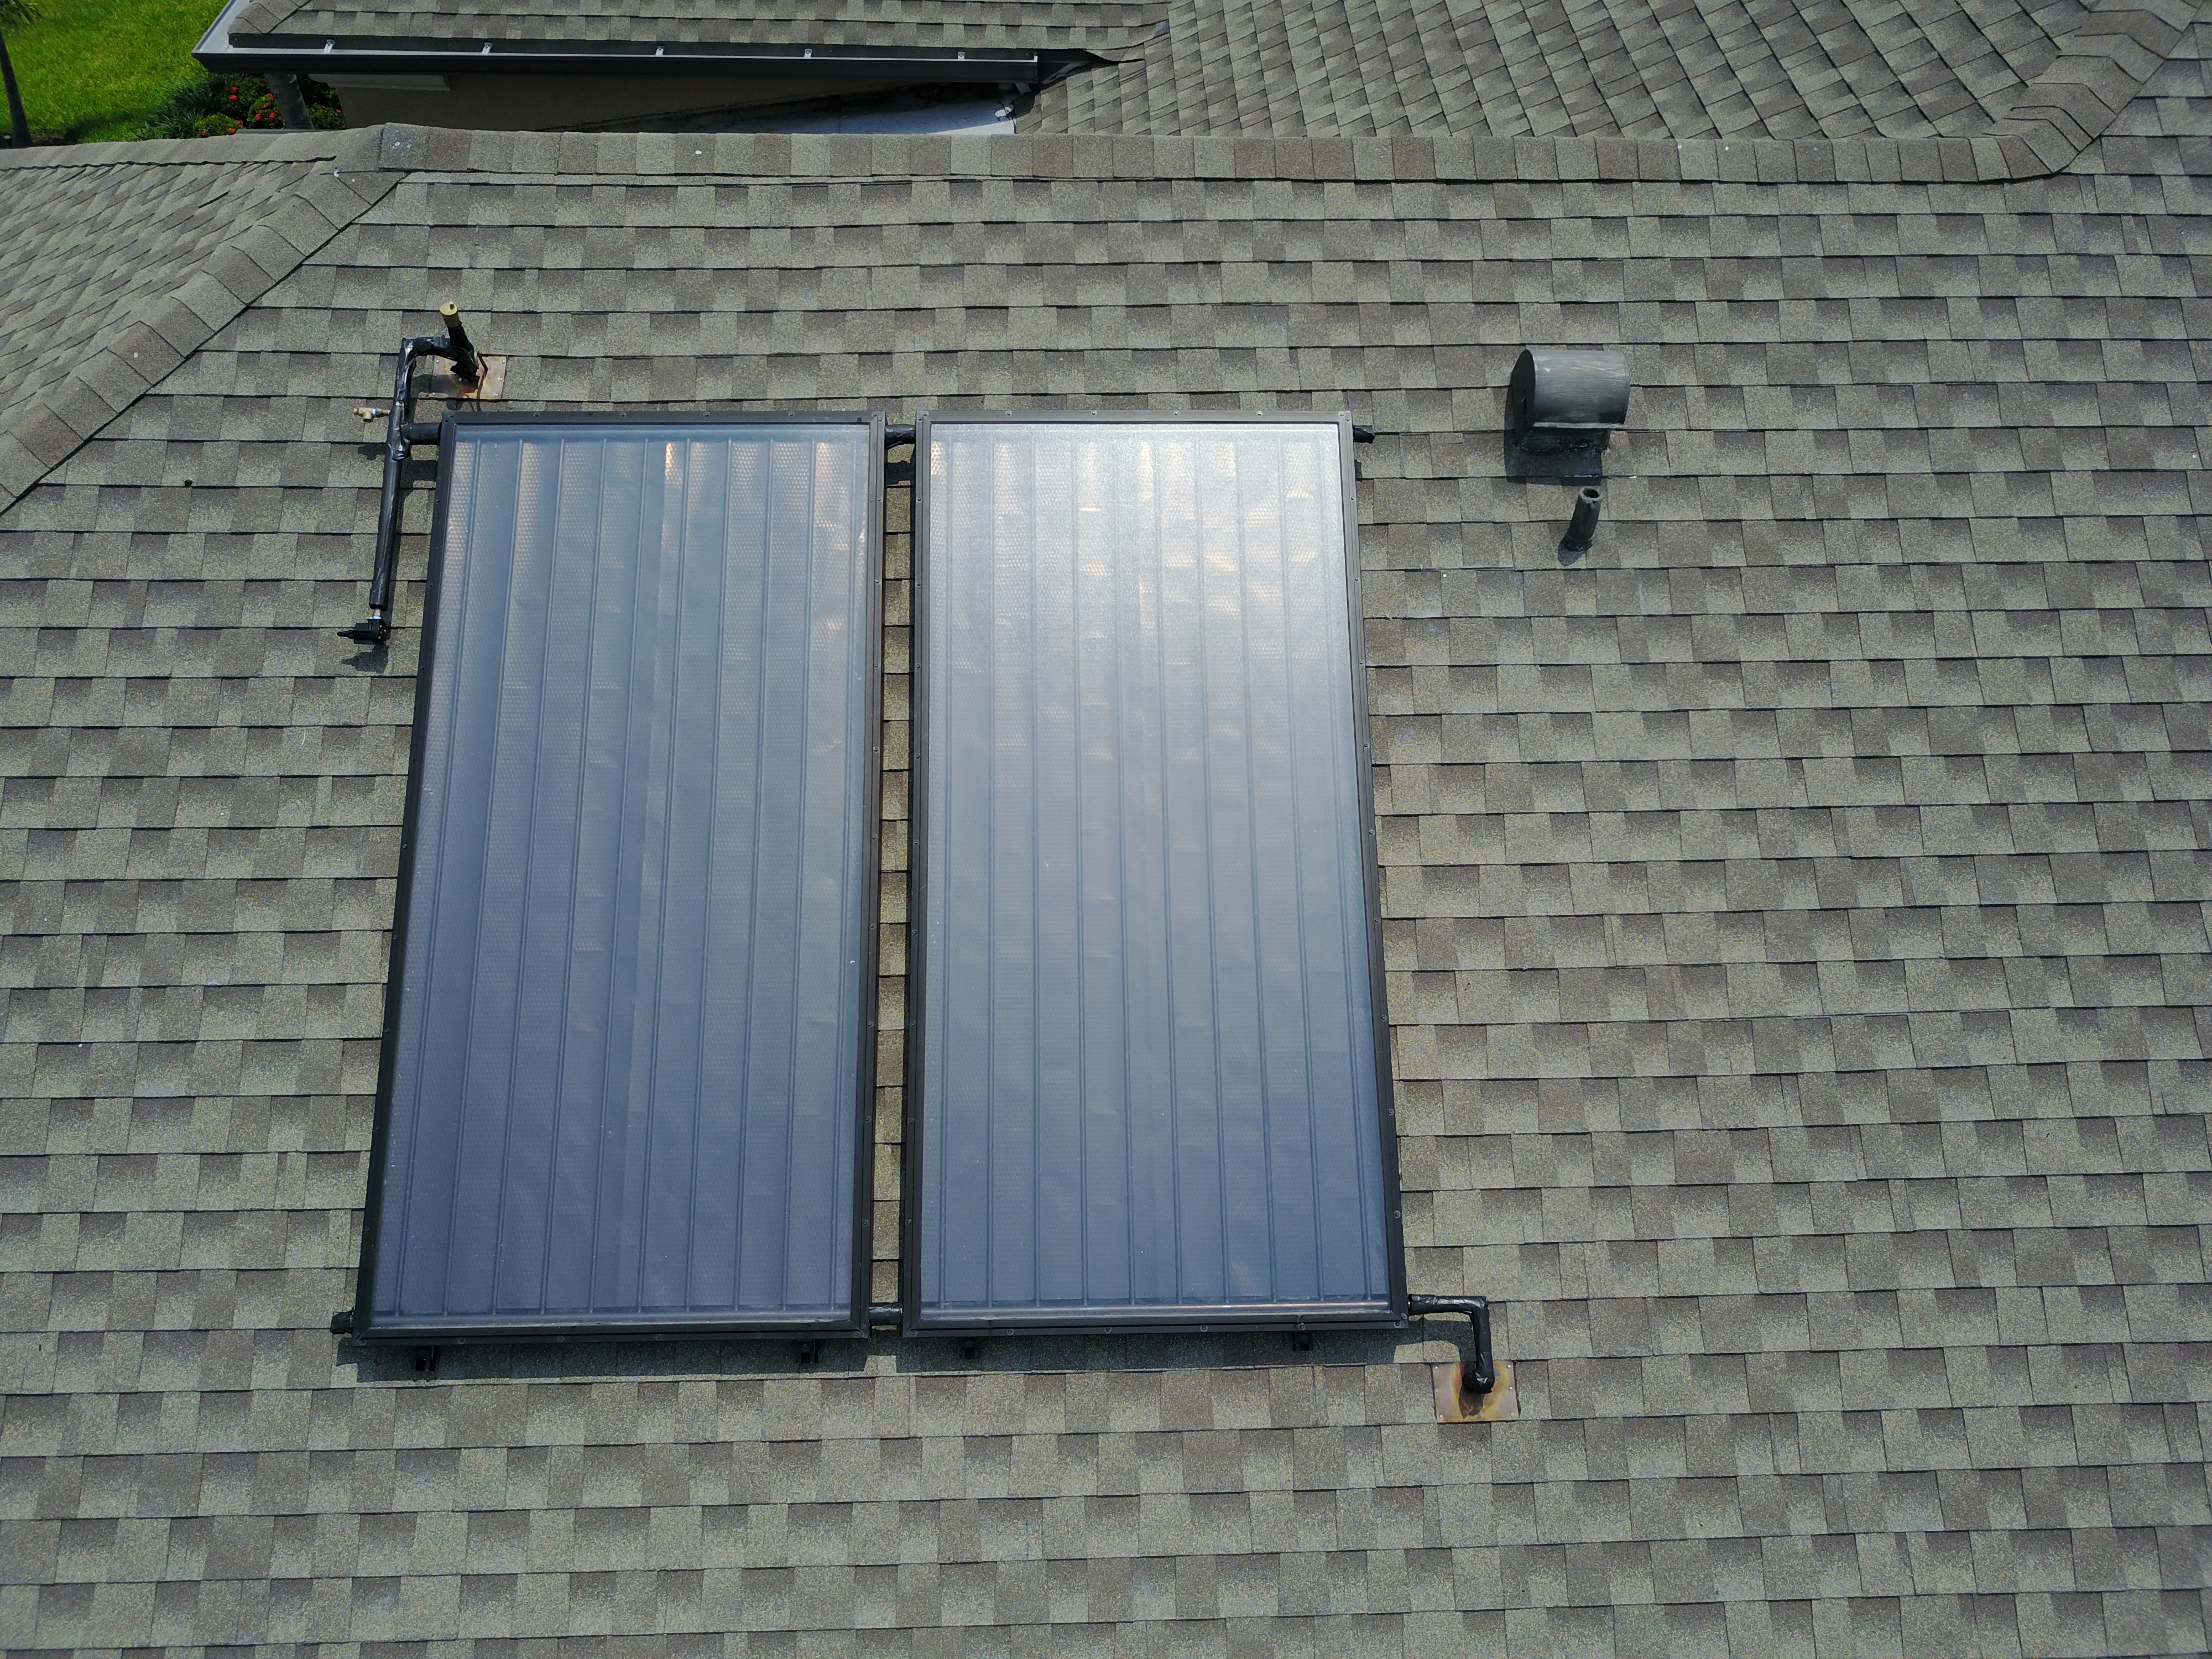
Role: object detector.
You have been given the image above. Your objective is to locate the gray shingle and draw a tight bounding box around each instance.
[202,0,2193,158]
[0,10,2208,1652]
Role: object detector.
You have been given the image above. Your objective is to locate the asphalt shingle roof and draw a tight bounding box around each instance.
[0,132,399,519]
[1046,0,2094,138]
[1,3,2209,1654]
[220,0,2185,145]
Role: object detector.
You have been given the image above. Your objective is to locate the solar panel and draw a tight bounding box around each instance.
[355,414,882,1339]
[906,414,1403,1332]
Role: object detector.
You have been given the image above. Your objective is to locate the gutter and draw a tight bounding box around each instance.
[199,27,1110,87]
[193,0,257,58]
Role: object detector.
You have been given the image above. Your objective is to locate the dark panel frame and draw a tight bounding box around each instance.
[351,410,887,1343]
[900,410,1407,1337]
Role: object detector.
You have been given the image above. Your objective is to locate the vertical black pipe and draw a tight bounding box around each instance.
[439,303,482,386]
[1561,484,1602,554]
[341,337,433,646]
[1,30,31,149]
[341,310,486,646]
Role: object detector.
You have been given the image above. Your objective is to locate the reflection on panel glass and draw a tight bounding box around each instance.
[912,418,1399,1329]
[361,419,877,1338]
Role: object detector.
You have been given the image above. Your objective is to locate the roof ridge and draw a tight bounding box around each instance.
[0,128,403,517]
[1986,0,2198,166]
[0,128,351,171]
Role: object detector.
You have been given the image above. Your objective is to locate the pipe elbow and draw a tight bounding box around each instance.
[1406,1293,1497,1399]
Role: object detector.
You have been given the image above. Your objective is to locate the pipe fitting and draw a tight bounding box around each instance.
[1561,485,1602,555]
[439,302,483,387]
[342,307,492,649]
[340,607,390,646]
[1406,1293,1496,1399]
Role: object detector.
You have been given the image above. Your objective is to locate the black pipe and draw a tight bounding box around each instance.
[336,1305,904,1338]
[340,336,438,645]
[1,28,29,149]
[208,38,1085,80]
[439,302,482,387]
[1406,1293,1495,1400]
[341,307,483,646]
[1560,484,1602,555]
[331,1300,1475,1364]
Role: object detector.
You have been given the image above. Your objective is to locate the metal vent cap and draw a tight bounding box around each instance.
[1507,347,1630,451]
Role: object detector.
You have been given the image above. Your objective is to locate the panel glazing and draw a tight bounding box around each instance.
[360,418,878,1337]
[911,417,1398,1329]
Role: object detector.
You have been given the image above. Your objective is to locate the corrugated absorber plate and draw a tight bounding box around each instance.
[906,413,1405,1333]
[355,413,883,1340]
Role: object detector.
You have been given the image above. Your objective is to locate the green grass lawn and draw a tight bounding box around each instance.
[5,0,228,139]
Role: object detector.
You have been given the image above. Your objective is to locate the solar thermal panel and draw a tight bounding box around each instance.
[354,414,882,1340]
[906,414,1403,1332]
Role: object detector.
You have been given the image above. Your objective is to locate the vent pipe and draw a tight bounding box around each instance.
[1561,484,1603,555]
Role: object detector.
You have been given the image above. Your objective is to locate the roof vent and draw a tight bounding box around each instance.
[1506,347,1628,478]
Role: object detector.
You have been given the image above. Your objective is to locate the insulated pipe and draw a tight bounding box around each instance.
[336,1304,906,1337]
[439,302,483,387]
[340,336,438,646]
[341,306,483,646]
[338,1302,1483,1354]
[1561,485,1603,554]
[1407,1293,1496,1400]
